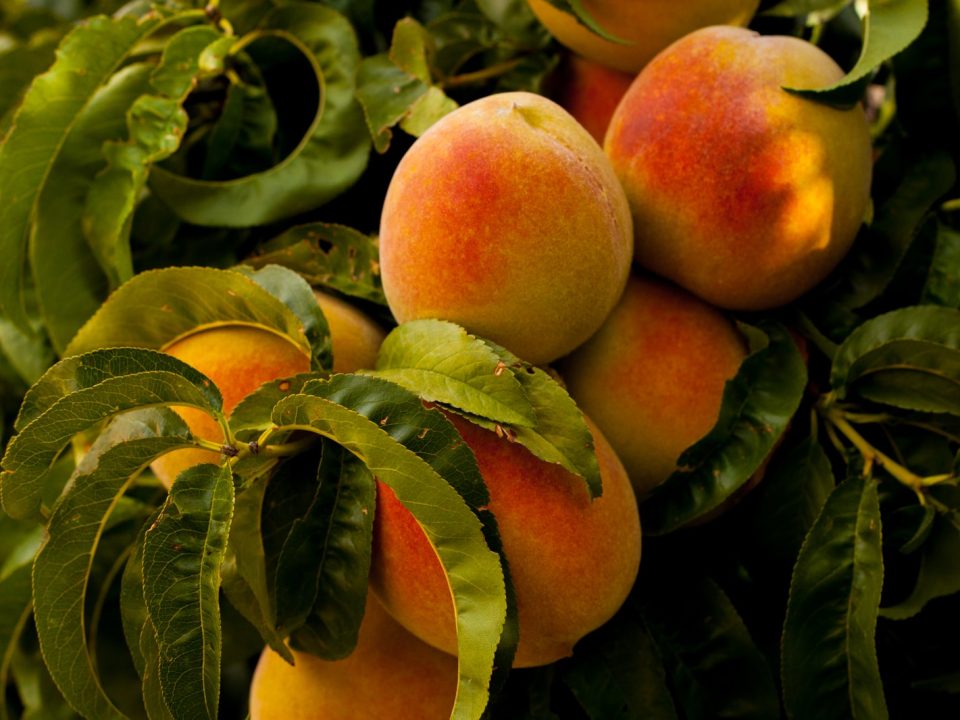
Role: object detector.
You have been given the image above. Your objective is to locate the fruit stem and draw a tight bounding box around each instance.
[260,436,317,458]
[824,407,931,505]
[440,59,524,89]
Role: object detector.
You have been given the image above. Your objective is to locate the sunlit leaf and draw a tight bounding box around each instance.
[32,409,193,720]
[0,13,163,331]
[65,267,310,359]
[148,4,370,226]
[142,463,234,720]
[247,223,385,306]
[272,383,505,720]
[2,349,221,519]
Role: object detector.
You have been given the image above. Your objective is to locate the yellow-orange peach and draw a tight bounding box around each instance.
[528,0,758,73]
[152,292,385,488]
[313,290,387,375]
[249,596,456,720]
[379,91,632,366]
[557,275,746,498]
[371,413,641,668]
[605,26,872,310]
[552,54,634,145]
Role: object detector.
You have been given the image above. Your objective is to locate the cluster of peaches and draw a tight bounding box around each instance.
[156,1,873,716]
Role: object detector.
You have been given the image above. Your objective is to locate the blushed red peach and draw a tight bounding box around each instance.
[371,413,641,668]
[379,92,632,366]
[528,0,759,73]
[605,26,873,310]
[558,275,746,498]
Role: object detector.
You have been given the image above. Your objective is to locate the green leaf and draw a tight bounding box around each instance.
[302,373,521,688]
[372,320,536,428]
[127,537,175,720]
[32,409,193,720]
[16,346,220,432]
[285,442,376,658]
[119,518,152,681]
[781,475,887,720]
[355,54,430,153]
[29,62,153,354]
[220,471,292,664]
[82,26,231,290]
[641,574,780,720]
[882,512,960,619]
[148,4,370,226]
[65,267,310,358]
[787,0,929,104]
[922,222,960,308]
[2,348,222,519]
[812,151,955,316]
[0,41,56,126]
[763,0,851,20]
[228,372,319,439]
[745,435,836,573]
[0,563,34,720]
[0,318,56,387]
[142,463,234,720]
[271,384,505,720]
[0,12,163,331]
[247,222,385,305]
[560,602,677,720]
[641,322,807,534]
[831,306,960,414]
[355,17,457,153]
[199,73,278,180]
[233,264,332,371]
[480,339,601,499]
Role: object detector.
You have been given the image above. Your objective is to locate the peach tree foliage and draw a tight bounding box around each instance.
[0,0,956,719]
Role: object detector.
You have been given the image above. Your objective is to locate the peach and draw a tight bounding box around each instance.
[552,54,634,145]
[605,26,873,310]
[152,292,385,488]
[557,275,747,498]
[249,595,457,720]
[527,0,759,74]
[370,413,641,668]
[379,91,633,366]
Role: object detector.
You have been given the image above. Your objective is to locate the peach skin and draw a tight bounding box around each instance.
[552,53,634,145]
[371,413,641,668]
[605,26,872,310]
[558,274,747,498]
[379,91,632,366]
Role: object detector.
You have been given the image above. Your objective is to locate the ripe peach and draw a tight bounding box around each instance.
[379,91,633,366]
[370,413,641,668]
[552,54,634,145]
[527,0,759,74]
[249,596,456,720]
[557,275,746,498]
[605,26,873,310]
[152,292,385,488]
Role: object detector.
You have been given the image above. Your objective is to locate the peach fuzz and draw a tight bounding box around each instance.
[552,54,634,145]
[371,413,641,668]
[527,0,758,74]
[249,595,457,720]
[605,26,873,310]
[379,91,632,366]
[152,292,385,489]
[557,275,747,498]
